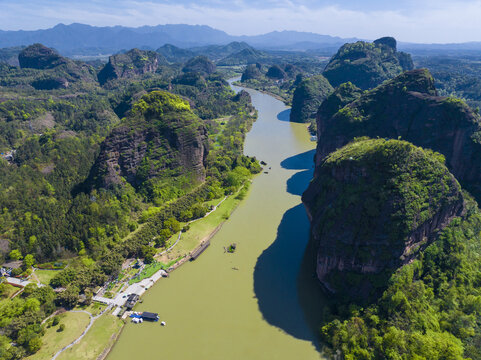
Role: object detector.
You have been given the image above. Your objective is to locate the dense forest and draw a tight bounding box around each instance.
[3,34,481,360]
[0,43,261,358]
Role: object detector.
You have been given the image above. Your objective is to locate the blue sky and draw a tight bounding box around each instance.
[0,0,479,43]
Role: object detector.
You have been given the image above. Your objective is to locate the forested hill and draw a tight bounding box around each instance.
[323,36,413,89]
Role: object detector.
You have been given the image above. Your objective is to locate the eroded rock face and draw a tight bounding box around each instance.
[89,91,208,191]
[323,36,414,90]
[302,139,465,301]
[314,69,481,200]
[98,49,167,85]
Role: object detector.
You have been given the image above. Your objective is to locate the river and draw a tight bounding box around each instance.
[107,80,327,359]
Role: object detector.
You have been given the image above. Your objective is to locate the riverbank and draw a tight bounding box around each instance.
[106,80,323,360]
[232,80,290,104]
[49,179,255,359]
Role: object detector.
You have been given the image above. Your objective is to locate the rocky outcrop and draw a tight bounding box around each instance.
[323,36,414,90]
[289,75,333,123]
[313,68,481,200]
[302,139,465,300]
[98,48,167,85]
[89,91,208,192]
[182,56,216,75]
[18,43,67,69]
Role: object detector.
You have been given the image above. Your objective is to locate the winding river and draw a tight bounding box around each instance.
[107,80,327,359]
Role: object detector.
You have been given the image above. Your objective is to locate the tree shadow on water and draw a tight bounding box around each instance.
[277,109,291,122]
[281,149,316,196]
[253,151,328,352]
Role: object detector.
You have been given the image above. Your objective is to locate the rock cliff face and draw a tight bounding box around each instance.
[98,49,167,85]
[289,75,333,123]
[314,68,481,200]
[302,139,465,300]
[89,91,208,193]
[323,36,414,90]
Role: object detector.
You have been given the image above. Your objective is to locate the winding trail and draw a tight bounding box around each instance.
[51,306,112,360]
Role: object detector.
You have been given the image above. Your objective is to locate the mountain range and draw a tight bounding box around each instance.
[0,23,357,56]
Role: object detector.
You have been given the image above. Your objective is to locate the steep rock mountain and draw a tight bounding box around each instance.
[302,139,465,300]
[182,55,216,75]
[89,91,208,195]
[323,36,414,89]
[98,48,167,85]
[289,75,333,123]
[314,68,481,200]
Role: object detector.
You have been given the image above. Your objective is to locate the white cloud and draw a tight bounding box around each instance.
[1,0,481,43]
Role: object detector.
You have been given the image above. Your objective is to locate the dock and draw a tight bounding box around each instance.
[190,240,210,260]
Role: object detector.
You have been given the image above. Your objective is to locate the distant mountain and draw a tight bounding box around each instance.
[156,44,195,63]
[188,42,253,60]
[0,46,24,66]
[0,23,357,56]
[217,47,270,66]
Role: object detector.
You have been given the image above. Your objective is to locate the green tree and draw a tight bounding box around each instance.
[9,249,22,260]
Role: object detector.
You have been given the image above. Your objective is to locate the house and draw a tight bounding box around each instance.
[125,294,139,309]
[141,312,159,321]
[1,260,23,277]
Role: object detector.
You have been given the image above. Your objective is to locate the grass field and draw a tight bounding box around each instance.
[128,261,163,285]
[157,188,246,263]
[26,311,91,360]
[33,269,60,285]
[1,283,21,298]
[76,302,106,317]
[56,314,124,360]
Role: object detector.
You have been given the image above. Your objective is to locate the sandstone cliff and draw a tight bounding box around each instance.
[98,48,167,85]
[314,69,481,200]
[89,91,208,196]
[302,139,465,300]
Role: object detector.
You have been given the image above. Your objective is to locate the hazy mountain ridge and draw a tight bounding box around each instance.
[0,23,357,56]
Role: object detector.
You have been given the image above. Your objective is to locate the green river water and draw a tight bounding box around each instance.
[107,81,327,359]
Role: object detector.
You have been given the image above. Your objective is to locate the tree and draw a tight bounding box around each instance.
[27,337,42,354]
[56,285,80,308]
[9,249,22,260]
[23,254,35,269]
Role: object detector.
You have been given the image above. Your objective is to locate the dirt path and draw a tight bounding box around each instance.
[51,306,112,360]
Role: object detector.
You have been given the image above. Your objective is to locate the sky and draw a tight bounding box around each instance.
[0,0,480,43]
